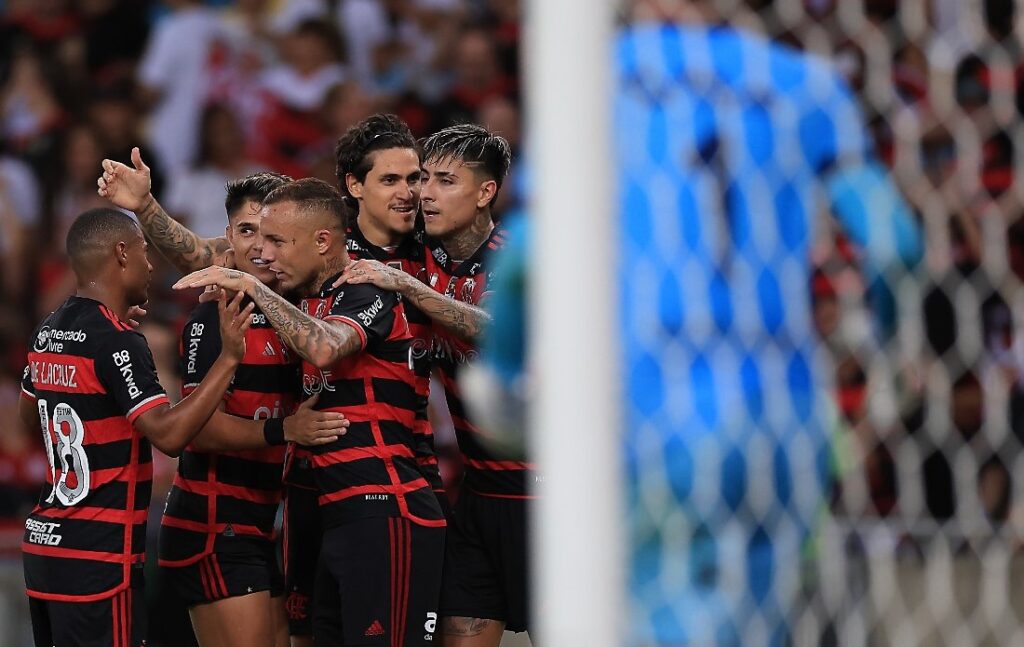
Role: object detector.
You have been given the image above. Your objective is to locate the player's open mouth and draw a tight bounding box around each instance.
[251,258,269,267]
[390,204,415,214]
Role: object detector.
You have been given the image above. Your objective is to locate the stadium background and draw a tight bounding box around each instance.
[0,0,1022,645]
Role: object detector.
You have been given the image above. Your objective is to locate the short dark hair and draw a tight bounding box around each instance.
[224,172,293,218]
[66,208,140,270]
[420,123,512,194]
[334,113,418,198]
[263,177,352,227]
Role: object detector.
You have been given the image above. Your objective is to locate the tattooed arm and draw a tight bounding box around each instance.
[247,280,364,369]
[338,259,491,342]
[98,147,229,274]
[135,194,230,274]
[172,267,365,369]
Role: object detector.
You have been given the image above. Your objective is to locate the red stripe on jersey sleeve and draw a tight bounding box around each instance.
[126,394,169,423]
[324,316,367,349]
[25,353,106,394]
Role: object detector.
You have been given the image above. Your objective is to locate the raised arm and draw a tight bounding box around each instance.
[172,267,365,369]
[97,147,230,274]
[338,259,491,342]
[132,292,253,457]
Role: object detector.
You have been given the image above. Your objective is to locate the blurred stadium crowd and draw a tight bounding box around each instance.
[0,0,1023,643]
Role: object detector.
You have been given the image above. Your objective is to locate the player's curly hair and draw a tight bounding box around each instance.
[420,123,512,196]
[334,113,418,201]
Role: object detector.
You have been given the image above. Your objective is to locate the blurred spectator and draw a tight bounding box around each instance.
[165,103,262,239]
[476,95,521,216]
[337,0,460,97]
[79,0,150,84]
[0,145,40,306]
[306,80,379,184]
[137,0,226,172]
[38,124,107,319]
[252,17,345,176]
[430,26,514,132]
[0,45,65,166]
[87,81,166,198]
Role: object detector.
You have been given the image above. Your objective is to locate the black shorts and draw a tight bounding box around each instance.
[162,536,284,607]
[313,517,445,646]
[29,586,146,647]
[440,489,531,633]
[283,483,322,636]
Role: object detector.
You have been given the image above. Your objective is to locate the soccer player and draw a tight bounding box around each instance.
[282,113,448,645]
[97,158,349,647]
[174,178,447,647]
[340,125,526,646]
[18,207,254,647]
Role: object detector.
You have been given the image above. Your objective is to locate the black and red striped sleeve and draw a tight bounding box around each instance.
[178,302,222,396]
[95,330,169,423]
[324,283,398,350]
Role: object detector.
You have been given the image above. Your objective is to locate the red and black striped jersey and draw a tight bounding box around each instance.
[160,302,298,566]
[291,276,445,529]
[424,227,538,499]
[345,218,444,498]
[20,296,169,601]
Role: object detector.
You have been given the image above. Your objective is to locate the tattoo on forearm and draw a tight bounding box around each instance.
[137,196,229,272]
[403,276,491,341]
[441,617,498,637]
[251,282,363,365]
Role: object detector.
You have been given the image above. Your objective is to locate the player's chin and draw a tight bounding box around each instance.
[422,213,446,237]
[389,213,417,235]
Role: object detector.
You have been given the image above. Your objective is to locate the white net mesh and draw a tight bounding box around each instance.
[620,1,1024,645]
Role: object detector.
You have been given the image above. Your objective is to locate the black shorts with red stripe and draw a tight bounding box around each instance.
[313,517,444,646]
[440,488,531,633]
[161,536,284,607]
[283,480,322,636]
[29,581,146,647]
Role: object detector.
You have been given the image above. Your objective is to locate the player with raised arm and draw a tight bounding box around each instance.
[97,158,349,647]
[19,208,253,647]
[340,124,527,646]
[174,179,446,647]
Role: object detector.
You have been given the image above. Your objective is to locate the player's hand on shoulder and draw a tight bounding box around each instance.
[336,259,404,291]
[217,290,255,361]
[283,393,349,446]
[97,147,151,211]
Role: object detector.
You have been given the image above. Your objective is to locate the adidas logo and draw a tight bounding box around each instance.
[364,619,385,637]
[263,341,276,356]
[223,524,235,537]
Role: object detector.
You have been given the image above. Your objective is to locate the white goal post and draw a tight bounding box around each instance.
[526,1,622,645]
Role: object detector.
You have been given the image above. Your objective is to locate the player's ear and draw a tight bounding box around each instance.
[476,179,498,209]
[116,240,130,269]
[346,173,363,200]
[314,228,332,255]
